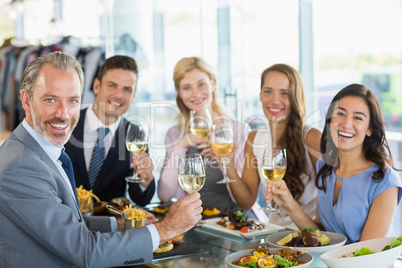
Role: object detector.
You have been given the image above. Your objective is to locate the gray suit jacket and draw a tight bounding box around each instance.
[0,123,153,267]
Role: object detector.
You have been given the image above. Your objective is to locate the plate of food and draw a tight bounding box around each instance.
[225,246,313,268]
[265,228,347,253]
[320,236,402,268]
[200,209,284,238]
[153,234,200,260]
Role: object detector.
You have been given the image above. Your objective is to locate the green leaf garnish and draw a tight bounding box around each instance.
[353,247,375,256]
[302,226,316,233]
[391,240,402,248]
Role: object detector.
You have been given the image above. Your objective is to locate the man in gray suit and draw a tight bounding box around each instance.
[0,51,202,267]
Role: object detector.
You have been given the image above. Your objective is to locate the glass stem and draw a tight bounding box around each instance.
[267,182,274,209]
[132,153,138,179]
[132,166,137,180]
[222,160,228,179]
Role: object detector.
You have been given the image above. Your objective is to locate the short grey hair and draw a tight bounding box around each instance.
[21,51,84,100]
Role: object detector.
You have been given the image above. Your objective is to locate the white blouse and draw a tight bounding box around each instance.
[253,126,317,230]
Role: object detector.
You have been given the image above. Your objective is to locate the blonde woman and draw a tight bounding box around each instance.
[158,57,250,213]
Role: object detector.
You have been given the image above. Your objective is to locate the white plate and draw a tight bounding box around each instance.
[225,248,313,268]
[320,237,402,268]
[200,217,285,238]
[265,230,347,253]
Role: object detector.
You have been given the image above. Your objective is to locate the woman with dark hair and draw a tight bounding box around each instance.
[269,83,402,243]
[227,63,322,229]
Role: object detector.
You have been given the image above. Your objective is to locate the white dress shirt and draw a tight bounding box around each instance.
[83,106,121,171]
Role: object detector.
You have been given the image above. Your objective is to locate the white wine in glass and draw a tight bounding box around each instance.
[260,147,287,214]
[178,153,206,225]
[178,174,206,194]
[210,142,234,156]
[210,122,236,184]
[125,123,149,183]
[126,141,148,155]
[261,166,286,183]
[178,154,206,194]
[190,110,212,139]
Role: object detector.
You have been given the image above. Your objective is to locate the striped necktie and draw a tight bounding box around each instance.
[59,150,79,205]
[88,127,110,188]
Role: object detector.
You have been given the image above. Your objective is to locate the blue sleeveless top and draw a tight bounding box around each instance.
[316,158,402,244]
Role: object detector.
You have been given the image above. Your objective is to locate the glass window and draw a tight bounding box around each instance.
[313,0,402,131]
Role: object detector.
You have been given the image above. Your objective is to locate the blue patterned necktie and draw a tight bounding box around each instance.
[59,150,79,205]
[88,127,110,188]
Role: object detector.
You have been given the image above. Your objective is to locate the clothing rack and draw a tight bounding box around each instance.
[0,37,105,132]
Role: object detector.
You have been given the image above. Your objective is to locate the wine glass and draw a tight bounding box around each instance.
[189,109,212,139]
[178,153,206,194]
[178,153,206,226]
[260,147,287,213]
[210,122,236,184]
[125,122,149,183]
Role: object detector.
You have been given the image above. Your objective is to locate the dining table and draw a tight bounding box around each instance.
[129,214,402,268]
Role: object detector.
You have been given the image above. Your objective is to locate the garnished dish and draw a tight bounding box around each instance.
[225,246,313,268]
[276,227,330,247]
[154,240,173,253]
[340,236,402,258]
[320,236,402,268]
[266,230,346,254]
[200,209,284,238]
[153,234,184,254]
[216,209,265,233]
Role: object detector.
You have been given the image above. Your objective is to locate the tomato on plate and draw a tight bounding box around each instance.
[240,226,250,233]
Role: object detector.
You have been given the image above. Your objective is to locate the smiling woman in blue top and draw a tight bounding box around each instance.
[268,83,402,243]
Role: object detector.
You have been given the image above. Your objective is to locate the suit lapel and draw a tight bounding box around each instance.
[14,123,83,220]
[72,109,91,188]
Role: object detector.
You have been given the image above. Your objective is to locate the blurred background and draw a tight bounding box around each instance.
[0,0,401,188]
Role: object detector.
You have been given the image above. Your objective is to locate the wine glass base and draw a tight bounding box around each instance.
[216,178,236,184]
[125,176,144,183]
[260,207,280,214]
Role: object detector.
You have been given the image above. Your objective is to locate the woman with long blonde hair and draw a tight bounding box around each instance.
[158,57,250,213]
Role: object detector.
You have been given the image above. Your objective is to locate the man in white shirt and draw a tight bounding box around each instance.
[0,51,202,267]
[65,55,155,205]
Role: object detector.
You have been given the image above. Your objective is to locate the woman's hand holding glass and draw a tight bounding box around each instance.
[265,179,295,212]
[260,147,287,213]
[176,109,211,155]
[210,122,236,184]
[190,109,212,139]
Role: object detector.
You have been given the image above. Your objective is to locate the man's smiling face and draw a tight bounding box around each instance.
[22,64,81,147]
[93,68,137,125]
